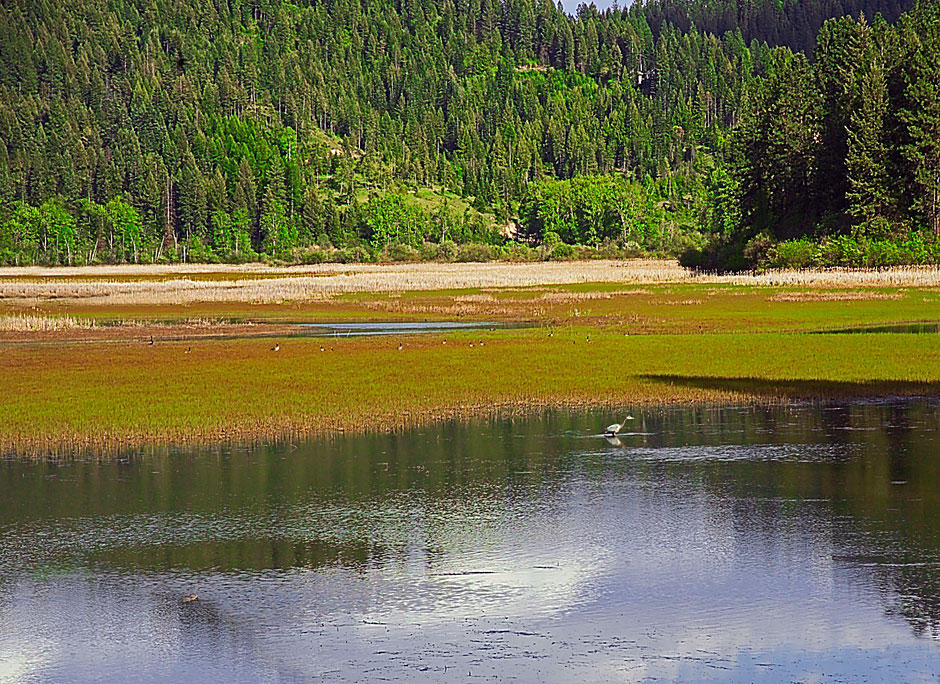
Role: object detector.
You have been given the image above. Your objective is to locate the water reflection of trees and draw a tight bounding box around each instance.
[3,401,940,639]
[711,399,940,642]
[849,401,940,640]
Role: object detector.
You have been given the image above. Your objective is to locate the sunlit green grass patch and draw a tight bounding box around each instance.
[3,328,939,454]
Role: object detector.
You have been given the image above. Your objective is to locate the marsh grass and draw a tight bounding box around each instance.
[0,260,690,305]
[768,291,904,302]
[5,260,940,454]
[0,314,94,331]
[728,266,940,287]
[3,328,940,455]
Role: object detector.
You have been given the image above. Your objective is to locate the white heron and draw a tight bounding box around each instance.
[604,414,634,436]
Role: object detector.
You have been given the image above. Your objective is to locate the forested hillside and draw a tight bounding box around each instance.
[0,0,935,267]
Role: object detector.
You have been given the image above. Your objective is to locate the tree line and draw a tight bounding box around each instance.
[0,0,933,267]
[688,0,940,269]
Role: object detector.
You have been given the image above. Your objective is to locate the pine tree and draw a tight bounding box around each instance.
[900,9,940,236]
[845,18,891,232]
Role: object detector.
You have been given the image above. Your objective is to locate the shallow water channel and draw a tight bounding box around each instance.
[294,320,527,337]
[2,401,940,683]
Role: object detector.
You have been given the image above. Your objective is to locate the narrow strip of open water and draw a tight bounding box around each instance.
[294,320,528,337]
[2,401,940,683]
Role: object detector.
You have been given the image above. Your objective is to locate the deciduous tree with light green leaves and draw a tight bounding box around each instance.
[106,198,143,263]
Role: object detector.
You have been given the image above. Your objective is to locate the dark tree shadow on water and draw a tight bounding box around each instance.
[639,375,940,399]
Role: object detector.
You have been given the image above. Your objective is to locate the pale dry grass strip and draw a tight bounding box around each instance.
[0,259,689,282]
[0,314,95,331]
[454,293,498,303]
[538,288,653,302]
[712,266,940,287]
[768,291,904,302]
[0,260,689,305]
[3,261,940,306]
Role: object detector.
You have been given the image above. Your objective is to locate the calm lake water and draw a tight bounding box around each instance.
[2,401,940,683]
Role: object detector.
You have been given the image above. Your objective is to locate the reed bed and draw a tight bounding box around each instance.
[0,313,95,331]
[767,291,904,302]
[4,261,940,307]
[0,260,689,304]
[717,266,940,287]
[0,259,690,280]
[537,288,653,302]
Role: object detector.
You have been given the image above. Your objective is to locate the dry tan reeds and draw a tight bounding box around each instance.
[0,314,95,331]
[713,266,940,287]
[0,261,689,305]
[454,293,498,303]
[537,289,653,302]
[767,291,904,302]
[4,261,940,307]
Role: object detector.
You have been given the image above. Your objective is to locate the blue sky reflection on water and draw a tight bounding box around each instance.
[2,401,940,682]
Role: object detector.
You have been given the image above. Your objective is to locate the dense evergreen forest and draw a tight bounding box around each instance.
[0,0,937,268]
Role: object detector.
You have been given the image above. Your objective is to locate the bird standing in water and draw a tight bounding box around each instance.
[604,415,634,436]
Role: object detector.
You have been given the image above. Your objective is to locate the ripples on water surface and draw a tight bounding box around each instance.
[2,401,940,683]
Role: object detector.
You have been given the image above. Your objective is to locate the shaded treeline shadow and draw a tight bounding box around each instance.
[639,375,940,399]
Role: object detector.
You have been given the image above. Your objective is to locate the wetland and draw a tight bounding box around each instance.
[2,402,940,682]
[4,261,940,682]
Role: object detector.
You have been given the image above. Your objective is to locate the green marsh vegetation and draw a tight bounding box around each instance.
[4,265,940,454]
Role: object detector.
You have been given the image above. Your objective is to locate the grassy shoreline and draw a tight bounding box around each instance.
[3,260,940,456]
[3,328,940,456]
